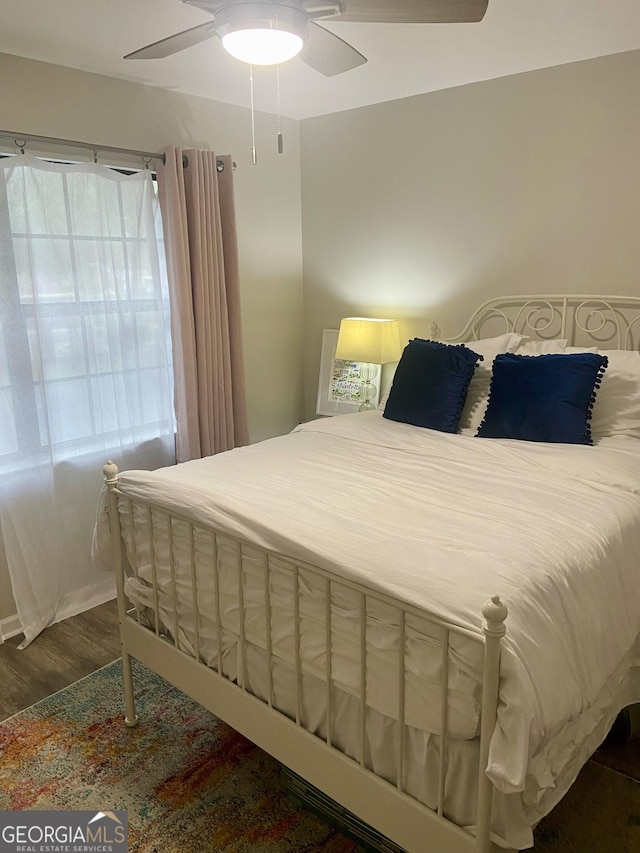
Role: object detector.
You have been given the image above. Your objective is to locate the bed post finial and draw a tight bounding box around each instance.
[103,460,119,484]
[482,594,508,638]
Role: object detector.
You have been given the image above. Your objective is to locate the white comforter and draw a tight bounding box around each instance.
[106,412,640,826]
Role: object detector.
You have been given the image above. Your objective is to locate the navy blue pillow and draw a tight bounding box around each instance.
[383,339,482,433]
[477,352,608,444]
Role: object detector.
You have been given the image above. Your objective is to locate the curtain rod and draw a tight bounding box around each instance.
[0,131,236,171]
[0,129,165,165]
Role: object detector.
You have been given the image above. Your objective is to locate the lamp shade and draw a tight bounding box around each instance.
[335,318,402,364]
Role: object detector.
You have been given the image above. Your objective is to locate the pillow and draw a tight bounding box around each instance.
[590,350,640,439]
[515,339,568,355]
[378,384,392,410]
[378,332,525,416]
[477,352,608,444]
[459,332,528,362]
[383,339,482,433]
[598,349,640,371]
[451,333,528,431]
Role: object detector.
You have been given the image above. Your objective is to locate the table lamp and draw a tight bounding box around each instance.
[335,318,402,411]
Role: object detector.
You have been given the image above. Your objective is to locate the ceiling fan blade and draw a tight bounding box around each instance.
[124,21,217,60]
[300,22,366,77]
[323,0,488,24]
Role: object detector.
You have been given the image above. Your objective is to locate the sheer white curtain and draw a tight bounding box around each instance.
[0,155,176,647]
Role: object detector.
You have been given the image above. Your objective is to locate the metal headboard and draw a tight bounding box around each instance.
[447,294,640,350]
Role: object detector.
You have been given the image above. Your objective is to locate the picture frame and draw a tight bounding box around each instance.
[316,329,381,416]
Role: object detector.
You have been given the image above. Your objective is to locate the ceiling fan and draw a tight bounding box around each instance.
[125,0,489,77]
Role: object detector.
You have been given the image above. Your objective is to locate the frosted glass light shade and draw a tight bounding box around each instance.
[222,28,303,65]
[216,2,308,66]
[335,318,402,364]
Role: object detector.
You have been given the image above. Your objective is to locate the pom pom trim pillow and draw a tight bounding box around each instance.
[378,332,525,414]
[384,339,482,433]
[477,352,608,445]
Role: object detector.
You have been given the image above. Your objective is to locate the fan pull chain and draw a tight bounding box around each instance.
[250,64,257,166]
[274,10,283,153]
[276,64,283,154]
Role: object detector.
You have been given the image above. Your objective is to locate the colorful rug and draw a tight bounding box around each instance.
[0,658,361,852]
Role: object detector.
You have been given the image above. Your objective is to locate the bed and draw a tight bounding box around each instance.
[94,294,640,853]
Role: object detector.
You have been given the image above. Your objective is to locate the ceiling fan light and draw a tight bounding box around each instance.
[216,2,308,66]
[222,28,303,65]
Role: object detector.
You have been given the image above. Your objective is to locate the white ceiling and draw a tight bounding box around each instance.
[2,0,640,120]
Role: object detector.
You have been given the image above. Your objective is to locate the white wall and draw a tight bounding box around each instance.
[0,53,305,622]
[300,49,640,420]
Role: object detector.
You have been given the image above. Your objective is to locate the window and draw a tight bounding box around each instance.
[0,158,175,470]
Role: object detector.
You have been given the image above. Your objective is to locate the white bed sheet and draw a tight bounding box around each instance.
[99,411,640,848]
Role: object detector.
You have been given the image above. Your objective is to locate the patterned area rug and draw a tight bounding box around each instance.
[0,659,361,852]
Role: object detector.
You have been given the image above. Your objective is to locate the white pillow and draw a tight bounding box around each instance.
[599,349,640,371]
[462,332,528,362]
[591,350,640,439]
[378,386,391,410]
[458,333,528,431]
[515,339,568,355]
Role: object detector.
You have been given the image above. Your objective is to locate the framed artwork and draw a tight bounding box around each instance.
[316,329,381,416]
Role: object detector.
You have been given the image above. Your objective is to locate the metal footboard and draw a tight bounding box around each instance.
[103,461,509,853]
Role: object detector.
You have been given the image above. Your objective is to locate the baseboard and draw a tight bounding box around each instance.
[0,613,22,642]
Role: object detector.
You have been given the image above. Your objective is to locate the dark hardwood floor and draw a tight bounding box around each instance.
[0,598,121,722]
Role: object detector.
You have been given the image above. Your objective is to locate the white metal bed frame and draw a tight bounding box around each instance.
[104,293,640,853]
[448,293,640,347]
